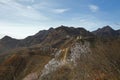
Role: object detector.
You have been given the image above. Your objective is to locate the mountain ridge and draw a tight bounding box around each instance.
[0,25,120,80]
[92,25,119,39]
[0,25,119,54]
[0,25,93,54]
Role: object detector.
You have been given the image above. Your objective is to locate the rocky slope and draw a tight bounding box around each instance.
[0,25,93,54]
[0,25,120,80]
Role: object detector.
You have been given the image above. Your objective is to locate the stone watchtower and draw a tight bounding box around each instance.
[77,35,83,40]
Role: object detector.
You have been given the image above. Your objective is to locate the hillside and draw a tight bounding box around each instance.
[92,25,120,39]
[0,25,120,80]
[0,25,93,54]
[0,36,20,54]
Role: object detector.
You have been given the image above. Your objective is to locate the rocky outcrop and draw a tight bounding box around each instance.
[38,41,92,80]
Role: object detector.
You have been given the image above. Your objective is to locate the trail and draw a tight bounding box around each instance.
[63,48,69,63]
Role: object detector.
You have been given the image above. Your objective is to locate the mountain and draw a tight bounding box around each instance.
[18,30,49,47]
[18,25,94,47]
[0,36,20,53]
[116,29,120,37]
[92,25,118,39]
[0,25,120,80]
[0,36,19,46]
[0,26,94,54]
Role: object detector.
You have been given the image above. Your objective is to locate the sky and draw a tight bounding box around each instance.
[0,0,120,39]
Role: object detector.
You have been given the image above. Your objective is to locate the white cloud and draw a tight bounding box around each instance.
[0,0,48,21]
[32,1,53,10]
[52,8,69,14]
[89,4,99,12]
[70,15,108,31]
[16,0,35,3]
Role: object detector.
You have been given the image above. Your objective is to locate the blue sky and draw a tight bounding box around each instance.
[0,0,120,39]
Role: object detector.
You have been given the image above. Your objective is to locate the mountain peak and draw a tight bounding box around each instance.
[94,25,114,33]
[56,25,69,30]
[49,27,54,30]
[92,25,117,38]
[1,36,12,41]
[102,25,114,31]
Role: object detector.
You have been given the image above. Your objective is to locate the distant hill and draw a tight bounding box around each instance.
[92,25,119,39]
[0,25,120,80]
[0,25,119,54]
[0,25,94,54]
[0,36,20,53]
[116,29,120,37]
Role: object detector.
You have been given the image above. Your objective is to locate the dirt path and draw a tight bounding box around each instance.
[63,48,69,63]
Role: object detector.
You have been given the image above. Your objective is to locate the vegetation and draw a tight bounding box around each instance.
[0,26,120,80]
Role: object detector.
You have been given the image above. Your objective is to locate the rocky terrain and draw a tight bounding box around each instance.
[0,25,120,80]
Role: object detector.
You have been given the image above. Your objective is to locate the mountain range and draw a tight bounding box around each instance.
[0,25,120,80]
[0,25,119,54]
